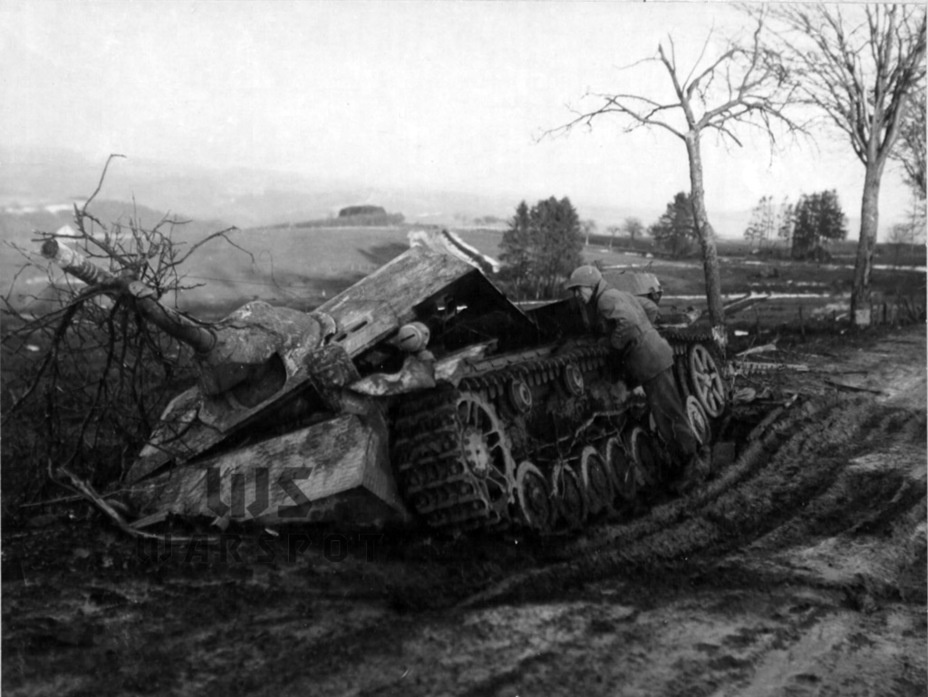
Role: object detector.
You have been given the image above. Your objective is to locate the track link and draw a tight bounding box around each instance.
[392,344,611,534]
[393,336,727,536]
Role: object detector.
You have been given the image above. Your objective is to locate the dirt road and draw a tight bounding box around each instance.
[3,326,925,696]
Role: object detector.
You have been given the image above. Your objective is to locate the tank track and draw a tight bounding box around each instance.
[392,344,615,534]
[392,386,494,532]
[393,333,729,537]
[659,326,718,359]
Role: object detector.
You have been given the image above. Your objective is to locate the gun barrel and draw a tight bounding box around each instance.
[41,238,119,286]
[41,239,216,353]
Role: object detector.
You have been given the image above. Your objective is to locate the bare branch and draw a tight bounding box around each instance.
[80,153,125,217]
[544,14,810,330]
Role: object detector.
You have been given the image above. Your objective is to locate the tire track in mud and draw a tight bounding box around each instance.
[460,395,927,609]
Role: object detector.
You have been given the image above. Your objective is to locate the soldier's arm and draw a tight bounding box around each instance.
[635,296,661,325]
[597,293,640,353]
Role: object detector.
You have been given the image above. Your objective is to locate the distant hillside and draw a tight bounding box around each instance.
[2,199,507,317]
[0,199,233,314]
[0,146,647,232]
[279,210,407,229]
[0,146,875,241]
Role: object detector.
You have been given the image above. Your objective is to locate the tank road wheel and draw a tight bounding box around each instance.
[580,446,615,517]
[625,425,663,487]
[456,393,517,526]
[551,464,587,530]
[605,437,638,504]
[562,363,585,396]
[507,379,533,415]
[685,395,711,445]
[687,343,727,418]
[513,461,554,533]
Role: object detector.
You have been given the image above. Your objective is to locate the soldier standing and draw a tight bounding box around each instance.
[566,265,708,489]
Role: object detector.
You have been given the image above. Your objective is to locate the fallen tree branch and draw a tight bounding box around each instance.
[823,379,887,395]
[735,342,778,357]
[53,464,205,544]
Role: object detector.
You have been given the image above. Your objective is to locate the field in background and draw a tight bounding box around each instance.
[584,243,925,334]
[4,219,924,326]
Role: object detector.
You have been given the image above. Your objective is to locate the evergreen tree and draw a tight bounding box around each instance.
[499,200,532,282]
[498,197,583,299]
[791,190,847,260]
[649,192,697,258]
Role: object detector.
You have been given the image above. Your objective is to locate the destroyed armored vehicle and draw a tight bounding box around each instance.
[42,232,729,535]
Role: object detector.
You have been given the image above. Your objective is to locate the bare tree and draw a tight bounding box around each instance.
[622,216,645,243]
[548,14,801,345]
[764,4,926,326]
[580,219,598,246]
[607,225,621,249]
[893,84,927,200]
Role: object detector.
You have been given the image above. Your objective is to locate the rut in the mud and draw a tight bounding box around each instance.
[461,394,927,608]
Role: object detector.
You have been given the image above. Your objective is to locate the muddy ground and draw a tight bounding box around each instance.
[3,324,926,697]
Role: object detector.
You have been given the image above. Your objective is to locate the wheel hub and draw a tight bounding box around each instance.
[463,428,491,477]
[562,363,585,396]
[514,461,553,532]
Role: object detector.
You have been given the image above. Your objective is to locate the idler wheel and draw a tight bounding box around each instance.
[456,393,517,523]
[551,464,587,530]
[687,343,727,418]
[507,379,533,415]
[685,395,711,445]
[605,437,638,503]
[562,363,584,396]
[580,446,615,516]
[514,461,554,532]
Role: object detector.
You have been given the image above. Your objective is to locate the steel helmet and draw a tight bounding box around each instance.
[639,272,662,297]
[566,265,603,290]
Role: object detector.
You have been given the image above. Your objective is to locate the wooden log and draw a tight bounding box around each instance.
[721,293,770,317]
[824,379,887,395]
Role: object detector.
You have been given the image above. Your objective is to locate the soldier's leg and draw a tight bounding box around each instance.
[642,369,700,470]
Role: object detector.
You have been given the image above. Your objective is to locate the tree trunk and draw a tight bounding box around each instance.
[851,161,884,326]
[684,133,726,346]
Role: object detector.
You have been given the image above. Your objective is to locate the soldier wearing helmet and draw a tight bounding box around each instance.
[566,265,706,489]
[611,271,663,322]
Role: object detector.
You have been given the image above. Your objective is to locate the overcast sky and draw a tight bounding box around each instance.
[0,0,917,228]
